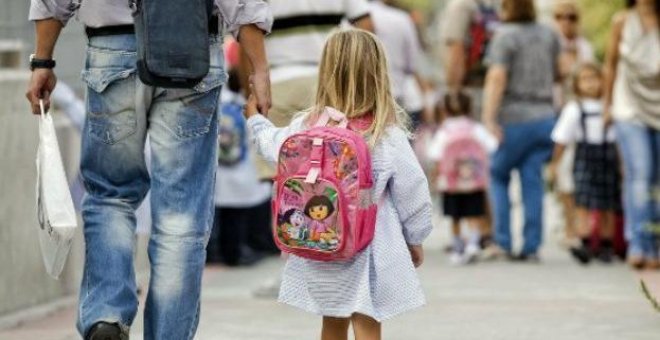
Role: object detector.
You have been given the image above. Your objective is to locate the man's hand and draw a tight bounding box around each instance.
[408,244,424,268]
[238,24,272,115]
[26,68,57,115]
[249,70,271,116]
[26,18,63,115]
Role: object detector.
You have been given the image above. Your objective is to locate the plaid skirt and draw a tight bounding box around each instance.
[573,142,621,210]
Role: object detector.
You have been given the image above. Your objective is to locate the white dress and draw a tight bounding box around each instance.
[247,114,434,321]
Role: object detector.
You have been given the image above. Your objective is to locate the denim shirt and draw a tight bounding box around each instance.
[29,0,273,37]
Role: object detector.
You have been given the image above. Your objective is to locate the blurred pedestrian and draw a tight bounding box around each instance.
[482,0,561,261]
[427,92,498,265]
[25,1,272,339]
[550,0,596,248]
[440,0,500,256]
[207,70,275,266]
[245,30,432,340]
[603,0,660,270]
[369,0,433,129]
[441,0,500,117]
[550,63,621,265]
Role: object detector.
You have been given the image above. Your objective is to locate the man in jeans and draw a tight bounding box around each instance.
[25,1,272,339]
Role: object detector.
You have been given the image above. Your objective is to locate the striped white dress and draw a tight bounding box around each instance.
[247,114,433,321]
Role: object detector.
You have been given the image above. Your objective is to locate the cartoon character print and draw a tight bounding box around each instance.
[331,142,359,181]
[281,139,300,159]
[304,195,339,249]
[456,157,482,187]
[278,208,309,245]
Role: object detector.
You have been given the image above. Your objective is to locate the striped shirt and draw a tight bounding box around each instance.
[266,0,370,83]
[29,0,273,37]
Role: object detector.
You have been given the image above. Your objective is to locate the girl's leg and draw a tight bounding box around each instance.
[569,207,593,264]
[461,217,482,262]
[449,218,466,265]
[351,313,381,340]
[560,193,578,244]
[575,207,592,238]
[451,219,463,252]
[597,210,617,263]
[321,317,350,340]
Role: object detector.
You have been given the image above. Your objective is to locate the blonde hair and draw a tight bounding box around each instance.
[307,29,409,147]
[572,62,603,98]
[553,0,579,15]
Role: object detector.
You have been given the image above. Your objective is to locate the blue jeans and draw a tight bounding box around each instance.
[76,34,225,339]
[615,122,660,259]
[489,117,555,255]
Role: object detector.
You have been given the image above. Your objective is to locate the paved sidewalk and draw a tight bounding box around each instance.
[1,233,659,340]
[2,192,659,339]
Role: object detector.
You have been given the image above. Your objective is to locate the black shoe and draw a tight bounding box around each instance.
[596,248,614,264]
[86,322,126,340]
[570,246,591,265]
[513,252,540,263]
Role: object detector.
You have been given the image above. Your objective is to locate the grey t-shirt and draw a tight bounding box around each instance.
[486,23,560,124]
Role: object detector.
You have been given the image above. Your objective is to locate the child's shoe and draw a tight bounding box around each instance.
[464,243,480,264]
[570,246,591,265]
[449,251,467,266]
[570,238,591,265]
[596,240,614,264]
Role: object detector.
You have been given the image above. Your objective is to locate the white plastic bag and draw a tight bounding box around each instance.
[35,100,78,279]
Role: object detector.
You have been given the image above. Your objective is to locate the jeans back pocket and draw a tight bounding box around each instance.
[82,51,138,145]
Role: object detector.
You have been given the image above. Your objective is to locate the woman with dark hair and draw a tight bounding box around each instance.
[604,0,660,270]
[481,0,562,261]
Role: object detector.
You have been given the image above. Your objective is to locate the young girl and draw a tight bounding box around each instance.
[245,30,433,340]
[550,63,622,264]
[427,92,498,265]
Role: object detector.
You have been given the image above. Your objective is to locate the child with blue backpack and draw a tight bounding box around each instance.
[244,30,433,340]
[207,69,277,266]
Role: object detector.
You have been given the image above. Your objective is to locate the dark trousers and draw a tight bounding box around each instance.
[207,199,277,265]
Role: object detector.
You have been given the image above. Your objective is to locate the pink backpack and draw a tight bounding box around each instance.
[273,107,377,261]
[436,120,489,193]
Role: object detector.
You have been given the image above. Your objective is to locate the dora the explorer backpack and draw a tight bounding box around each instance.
[466,0,499,85]
[273,108,377,262]
[436,120,489,193]
[217,101,247,166]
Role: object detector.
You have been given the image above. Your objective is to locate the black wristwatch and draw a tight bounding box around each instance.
[29,54,56,71]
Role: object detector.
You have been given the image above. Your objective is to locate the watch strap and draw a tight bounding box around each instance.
[30,57,56,70]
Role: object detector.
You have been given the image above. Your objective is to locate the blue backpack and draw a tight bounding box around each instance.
[217,101,248,167]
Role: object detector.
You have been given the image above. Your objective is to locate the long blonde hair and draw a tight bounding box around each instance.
[307,29,409,147]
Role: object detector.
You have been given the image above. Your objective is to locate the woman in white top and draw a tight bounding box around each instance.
[603,0,660,270]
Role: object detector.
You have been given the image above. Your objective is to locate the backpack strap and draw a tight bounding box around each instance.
[314,107,349,128]
[305,137,325,184]
[578,101,608,144]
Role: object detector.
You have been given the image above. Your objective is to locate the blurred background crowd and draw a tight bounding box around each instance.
[201,0,659,273]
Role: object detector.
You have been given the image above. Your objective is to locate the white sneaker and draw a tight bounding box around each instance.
[449,252,467,266]
[464,243,480,263]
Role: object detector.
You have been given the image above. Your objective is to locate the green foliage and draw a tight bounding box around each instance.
[578,0,626,60]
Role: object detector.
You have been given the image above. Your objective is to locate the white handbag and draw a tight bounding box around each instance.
[35,100,78,279]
